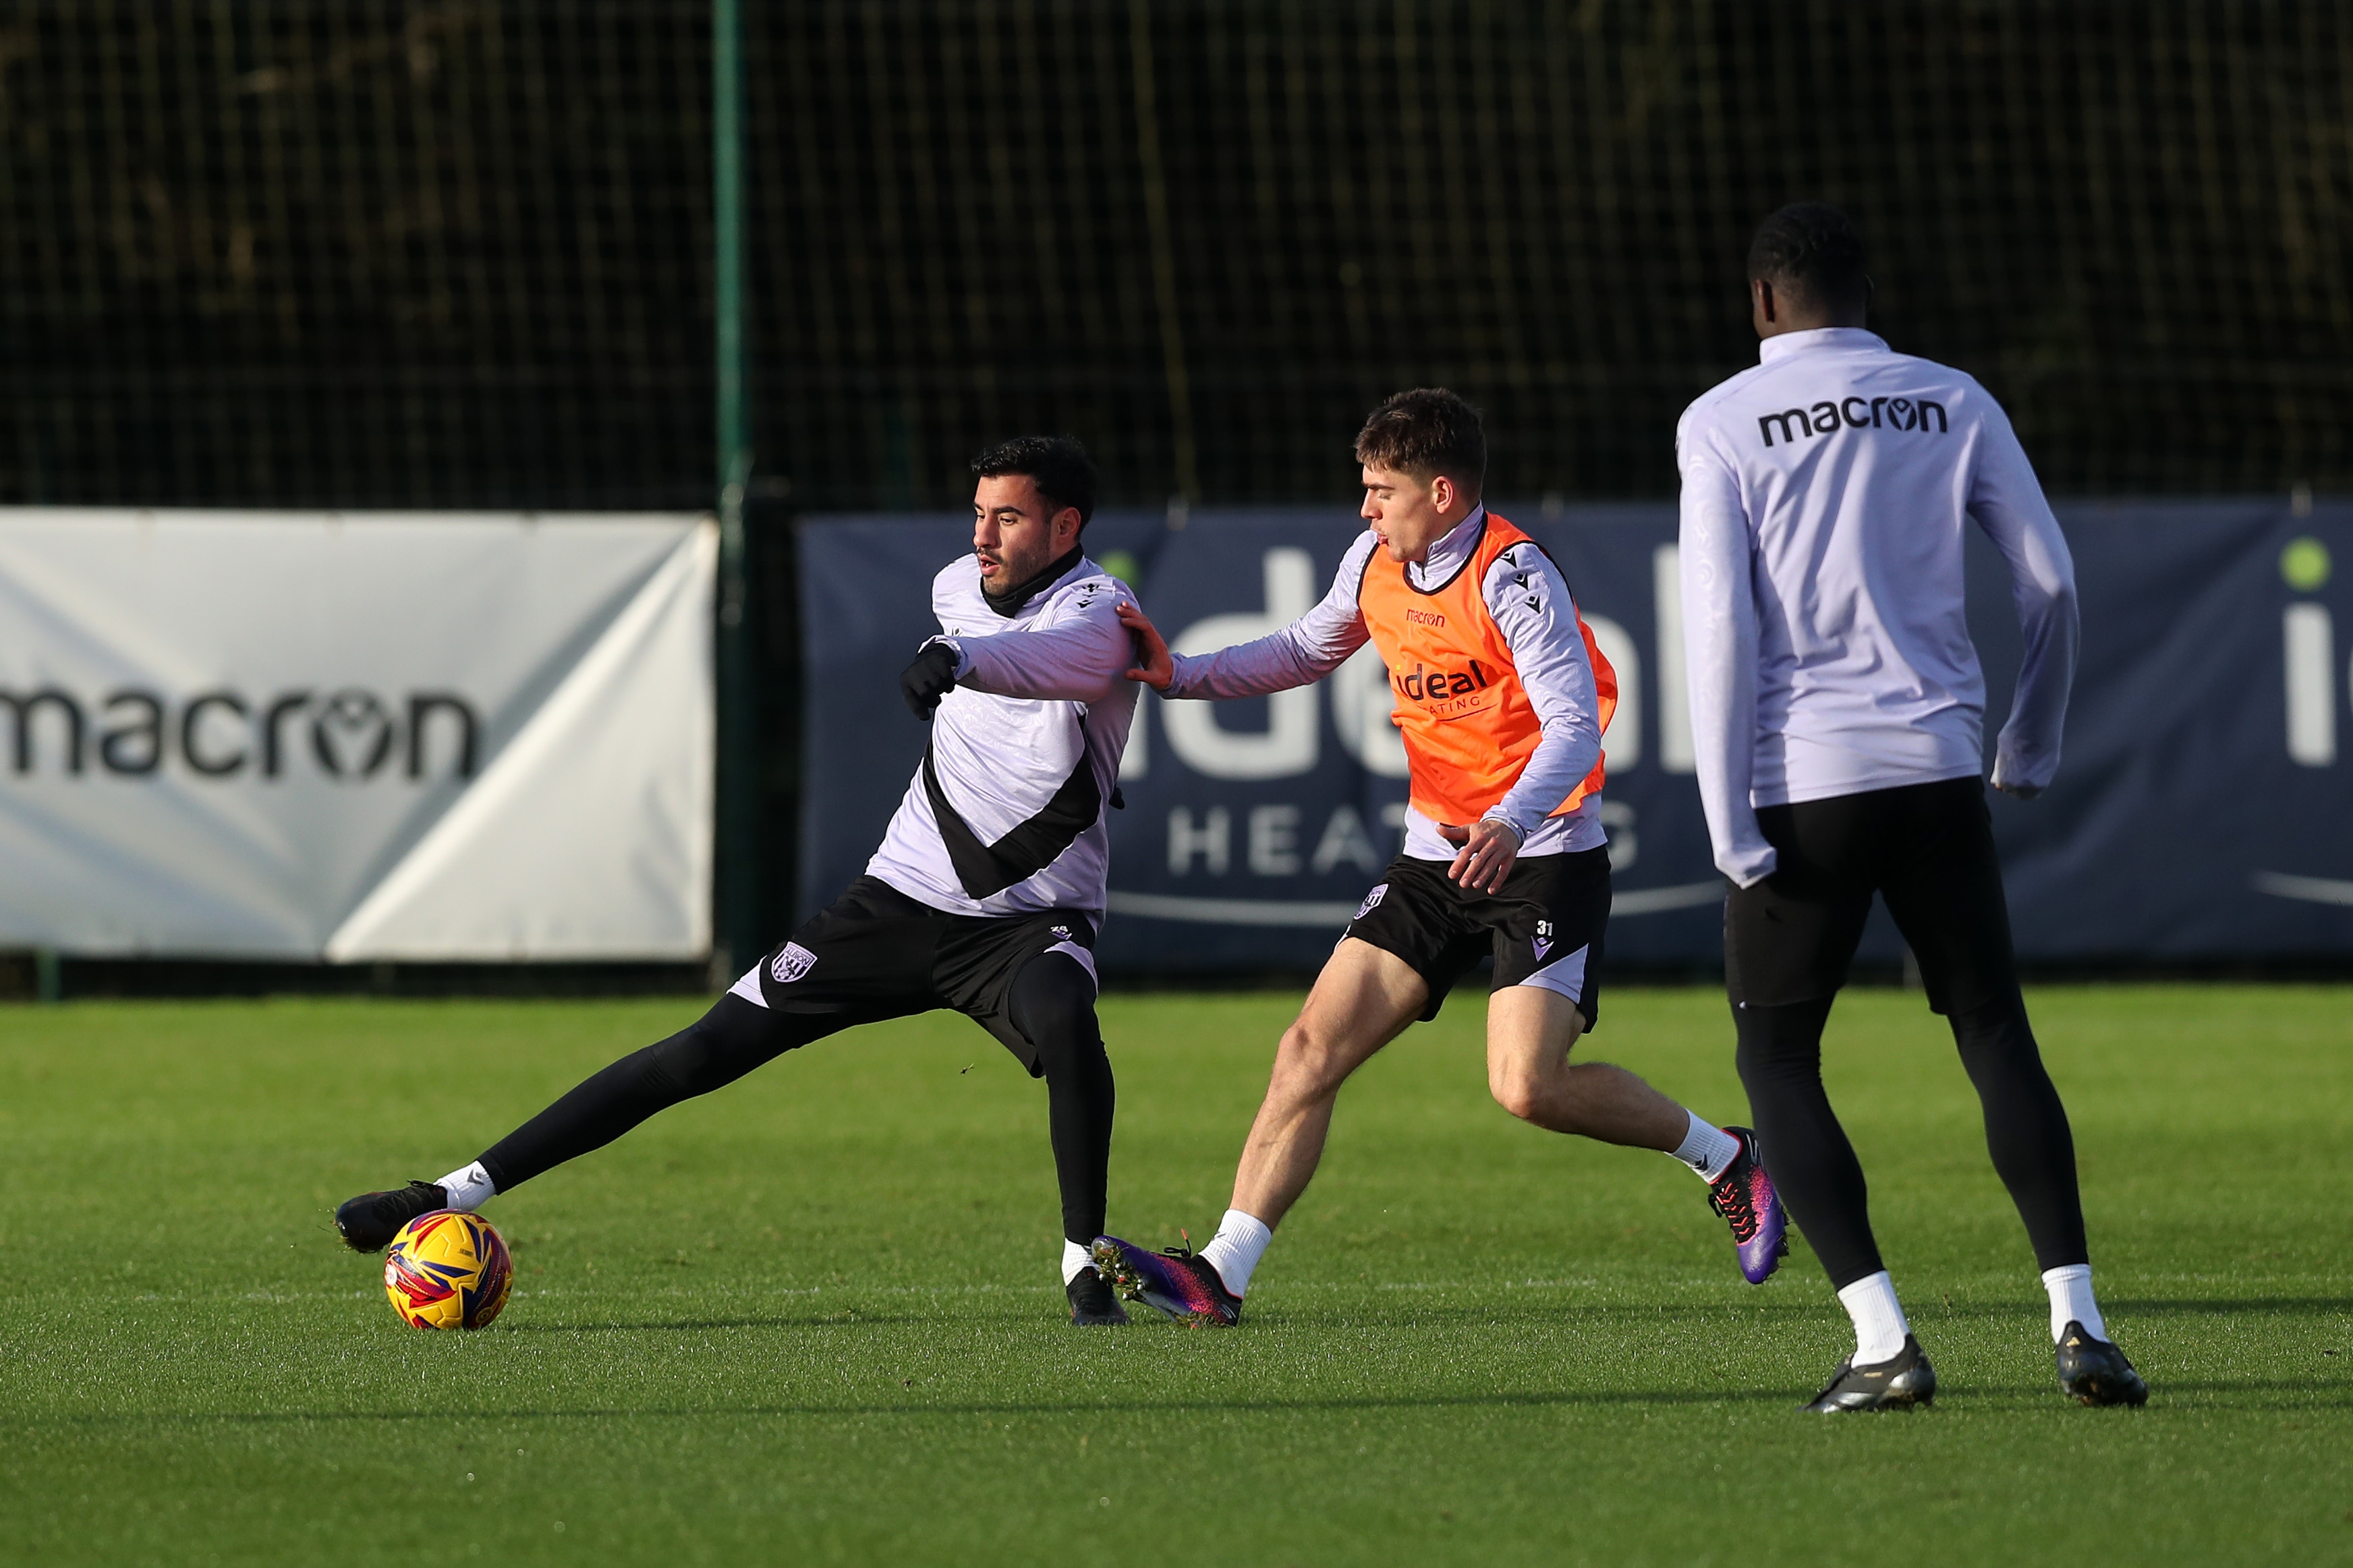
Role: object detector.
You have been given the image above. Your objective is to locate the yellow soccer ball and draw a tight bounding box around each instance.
[382,1210,513,1331]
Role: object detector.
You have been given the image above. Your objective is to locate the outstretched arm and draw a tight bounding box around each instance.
[1968,405,2078,797]
[1124,535,1377,698]
[931,583,1137,706]
[1678,428,1776,886]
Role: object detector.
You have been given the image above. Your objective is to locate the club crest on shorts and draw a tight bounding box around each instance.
[1532,919,1554,962]
[1354,883,1390,921]
[770,942,818,985]
[1050,924,1072,942]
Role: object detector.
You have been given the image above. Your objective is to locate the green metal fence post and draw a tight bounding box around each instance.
[713,0,754,979]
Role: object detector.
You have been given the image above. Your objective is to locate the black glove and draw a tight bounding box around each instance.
[900,642,961,719]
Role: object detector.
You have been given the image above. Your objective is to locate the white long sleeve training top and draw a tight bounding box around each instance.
[1675,326,2078,886]
[863,554,1139,921]
[1161,507,1608,859]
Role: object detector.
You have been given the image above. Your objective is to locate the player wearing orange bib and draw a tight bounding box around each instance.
[1093,390,1784,1324]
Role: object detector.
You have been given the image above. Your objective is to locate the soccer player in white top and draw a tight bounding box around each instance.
[1678,203,2146,1409]
[333,436,1148,1327]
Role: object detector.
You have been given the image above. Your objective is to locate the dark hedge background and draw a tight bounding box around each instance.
[5,1,2347,513]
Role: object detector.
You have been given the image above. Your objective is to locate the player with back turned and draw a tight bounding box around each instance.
[333,436,1150,1327]
[1676,202,2147,1410]
[1092,390,1786,1323]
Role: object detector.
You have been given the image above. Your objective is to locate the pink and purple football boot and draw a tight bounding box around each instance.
[1090,1235,1241,1326]
[1707,1126,1788,1284]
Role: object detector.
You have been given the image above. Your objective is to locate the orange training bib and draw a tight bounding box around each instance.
[1355,513,1614,827]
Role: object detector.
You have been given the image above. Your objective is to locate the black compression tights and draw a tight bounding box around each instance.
[1005,958,1116,1246]
[1734,993,2089,1288]
[475,956,1115,1246]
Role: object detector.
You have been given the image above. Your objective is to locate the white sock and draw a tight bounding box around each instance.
[2042,1263,2107,1343]
[433,1161,496,1212]
[1061,1240,1092,1285]
[1196,1209,1274,1298]
[1836,1271,1912,1365]
[1669,1111,1743,1183]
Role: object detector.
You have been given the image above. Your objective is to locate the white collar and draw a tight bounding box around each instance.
[1407,504,1487,590]
[1757,326,1889,364]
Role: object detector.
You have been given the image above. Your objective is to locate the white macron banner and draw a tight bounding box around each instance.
[0,510,715,960]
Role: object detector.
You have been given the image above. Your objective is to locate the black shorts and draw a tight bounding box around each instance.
[752,876,1096,1074]
[1342,848,1610,1026]
[1724,776,2019,1015]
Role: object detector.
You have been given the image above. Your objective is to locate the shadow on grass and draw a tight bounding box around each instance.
[1925,1381,2353,1410]
[1263,1298,1830,1318]
[444,1298,1844,1335]
[496,1314,934,1333]
[2104,1298,2353,1318]
[26,1379,2351,1429]
[422,1295,2353,1337]
[26,1387,1803,1426]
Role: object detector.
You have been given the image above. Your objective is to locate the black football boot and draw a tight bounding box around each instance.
[2056,1321,2149,1406]
[1803,1334,1937,1412]
[1065,1265,1132,1327]
[334,1180,448,1252]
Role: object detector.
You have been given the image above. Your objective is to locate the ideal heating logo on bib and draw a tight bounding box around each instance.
[1391,660,1500,720]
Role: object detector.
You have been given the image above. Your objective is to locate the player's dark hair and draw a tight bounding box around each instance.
[1747,202,1870,314]
[971,434,1098,528]
[1354,388,1486,493]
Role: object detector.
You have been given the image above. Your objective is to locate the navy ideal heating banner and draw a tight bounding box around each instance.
[798,500,2353,972]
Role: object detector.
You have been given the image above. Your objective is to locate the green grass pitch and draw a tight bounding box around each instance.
[2,985,2346,1565]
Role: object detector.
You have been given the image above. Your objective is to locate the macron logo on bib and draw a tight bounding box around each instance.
[770,943,818,985]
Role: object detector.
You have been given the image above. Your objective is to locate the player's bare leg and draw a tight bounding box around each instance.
[1096,937,1787,1318]
[1228,937,1427,1227]
[1483,985,1686,1146]
[1485,985,1786,1282]
[1093,938,1420,1323]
